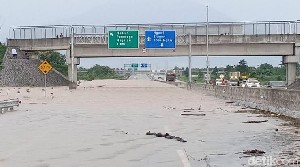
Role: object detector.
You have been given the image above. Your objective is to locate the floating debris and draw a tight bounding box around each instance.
[163,106,176,110]
[225,101,234,104]
[243,149,265,156]
[288,160,300,165]
[181,113,206,116]
[183,110,191,113]
[183,108,194,111]
[146,131,187,143]
[243,120,268,123]
[198,105,201,111]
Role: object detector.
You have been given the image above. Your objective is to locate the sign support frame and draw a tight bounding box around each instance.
[44,74,47,97]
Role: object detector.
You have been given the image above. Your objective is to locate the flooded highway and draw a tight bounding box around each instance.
[0,75,300,167]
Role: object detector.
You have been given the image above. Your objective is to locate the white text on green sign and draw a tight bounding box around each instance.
[108,30,139,49]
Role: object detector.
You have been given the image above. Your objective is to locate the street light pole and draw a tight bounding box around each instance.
[206,5,210,83]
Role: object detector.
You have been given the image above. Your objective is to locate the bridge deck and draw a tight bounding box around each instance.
[7,34,299,57]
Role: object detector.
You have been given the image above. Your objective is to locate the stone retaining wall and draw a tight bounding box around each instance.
[0,48,70,87]
[190,83,300,119]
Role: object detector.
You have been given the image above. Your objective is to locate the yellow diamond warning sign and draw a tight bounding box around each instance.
[38,60,52,75]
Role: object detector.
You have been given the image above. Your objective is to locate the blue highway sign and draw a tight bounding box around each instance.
[141,63,148,68]
[145,30,176,49]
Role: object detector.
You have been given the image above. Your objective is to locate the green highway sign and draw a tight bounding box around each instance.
[108,30,139,49]
[131,63,138,68]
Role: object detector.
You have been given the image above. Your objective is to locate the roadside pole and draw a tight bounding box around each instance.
[71,27,75,84]
[188,33,192,89]
[38,60,52,98]
[44,74,47,97]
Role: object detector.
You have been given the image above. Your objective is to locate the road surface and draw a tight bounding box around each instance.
[0,75,299,167]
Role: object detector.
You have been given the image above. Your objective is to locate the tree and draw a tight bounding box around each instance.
[236,59,248,74]
[211,66,218,79]
[173,66,180,70]
[39,51,68,76]
[0,43,7,65]
[183,67,189,77]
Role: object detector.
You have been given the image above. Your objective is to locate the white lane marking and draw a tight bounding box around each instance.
[177,150,192,167]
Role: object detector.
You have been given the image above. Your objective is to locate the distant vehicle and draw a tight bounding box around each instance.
[216,79,228,86]
[216,79,223,86]
[229,78,239,86]
[166,70,176,82]
[229,72,240,80]
[240,80,247,87]
[245,79,260,88]
[265,81,287,89]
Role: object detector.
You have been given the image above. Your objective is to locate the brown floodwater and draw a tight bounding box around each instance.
[0,76,299,167]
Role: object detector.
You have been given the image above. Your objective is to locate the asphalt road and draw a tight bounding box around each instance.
[0,76,299,167]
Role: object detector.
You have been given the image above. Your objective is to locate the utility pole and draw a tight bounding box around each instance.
[206,5,210,83]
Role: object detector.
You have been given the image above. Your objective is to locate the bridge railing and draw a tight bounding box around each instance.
[73,32,298,46]
[9,21,300,40]
[0,99,20,114]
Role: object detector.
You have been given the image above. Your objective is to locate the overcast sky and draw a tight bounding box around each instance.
[0,0,298,69]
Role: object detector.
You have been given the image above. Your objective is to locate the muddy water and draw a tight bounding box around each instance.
[0,79,299,167]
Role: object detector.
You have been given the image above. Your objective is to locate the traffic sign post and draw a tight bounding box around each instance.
[38,60,52,97]
[38,60,52,75]
[145,30,176,49]
[108,30,139,49]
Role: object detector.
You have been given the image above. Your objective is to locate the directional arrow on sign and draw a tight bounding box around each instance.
[147,37,151,42]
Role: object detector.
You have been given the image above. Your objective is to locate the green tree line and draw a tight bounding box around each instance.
[78,65,125,81]
[176,59,294,84]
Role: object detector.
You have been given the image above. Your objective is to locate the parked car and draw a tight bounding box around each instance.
[245,79,260,88]
[265,81,287,89]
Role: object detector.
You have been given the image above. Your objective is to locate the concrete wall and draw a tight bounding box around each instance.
[190,84,300,118]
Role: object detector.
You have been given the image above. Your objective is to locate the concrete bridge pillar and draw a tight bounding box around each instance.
[66,51,80,88]
[285,63,297,85]
[283,46,300,85]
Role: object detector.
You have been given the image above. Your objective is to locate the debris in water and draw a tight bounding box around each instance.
[243,149,265,156]
[183,110,191,113]
[181,113,206,116]
[163,106,176,110]
[183,108,194,111]
[242,120,268,123]
[146,131,187,143]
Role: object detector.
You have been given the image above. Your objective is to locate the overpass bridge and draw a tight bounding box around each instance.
[6,21,300,86]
